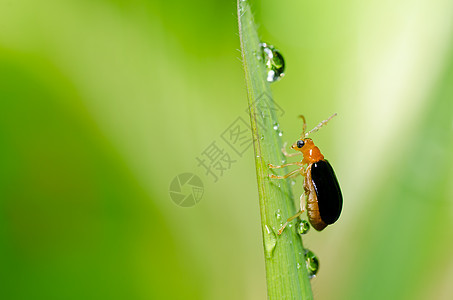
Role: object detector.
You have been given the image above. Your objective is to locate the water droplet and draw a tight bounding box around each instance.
[291,180,296,186]
[263,225,277,258]
[297,220,310,235]
[260,135,265,140]
[278,131,283,136]
[273,123,279,130]
[297,262,301,269]
[305,249,319,278]
[260,42,285,82]
[275,209,282,220]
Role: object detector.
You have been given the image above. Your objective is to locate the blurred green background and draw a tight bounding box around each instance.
[1,0,452,299]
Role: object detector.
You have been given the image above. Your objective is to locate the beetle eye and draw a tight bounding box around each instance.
[297,140,305,148]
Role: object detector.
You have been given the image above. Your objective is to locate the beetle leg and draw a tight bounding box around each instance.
[288,166,306,178]
[278,178,308,235]
[269,161,302,169]
[277,210,304,235]
[269,167,303,179]
[288,172,301,178]
[272,167,307,234]
[281,142,302,157]
[300,192,307,213]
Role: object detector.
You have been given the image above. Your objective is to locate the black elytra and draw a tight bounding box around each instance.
[310,160,343,224]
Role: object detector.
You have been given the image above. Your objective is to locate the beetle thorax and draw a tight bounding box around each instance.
[302,140,324,164]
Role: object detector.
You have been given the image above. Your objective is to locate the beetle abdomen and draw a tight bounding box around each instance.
[310,160,342,225]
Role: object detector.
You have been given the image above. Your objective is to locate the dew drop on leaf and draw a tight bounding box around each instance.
[260,42,285,82]
[297,220,310,235]
[263,225,278,258]
[304,249,319,278]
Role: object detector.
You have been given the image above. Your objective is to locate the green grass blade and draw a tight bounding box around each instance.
[237,1,314,299]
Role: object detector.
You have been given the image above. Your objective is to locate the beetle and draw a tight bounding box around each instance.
[269,113,342,235]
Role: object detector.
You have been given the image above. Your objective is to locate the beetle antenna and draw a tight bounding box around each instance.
[305,113,337,137]
[299,115,307,138]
